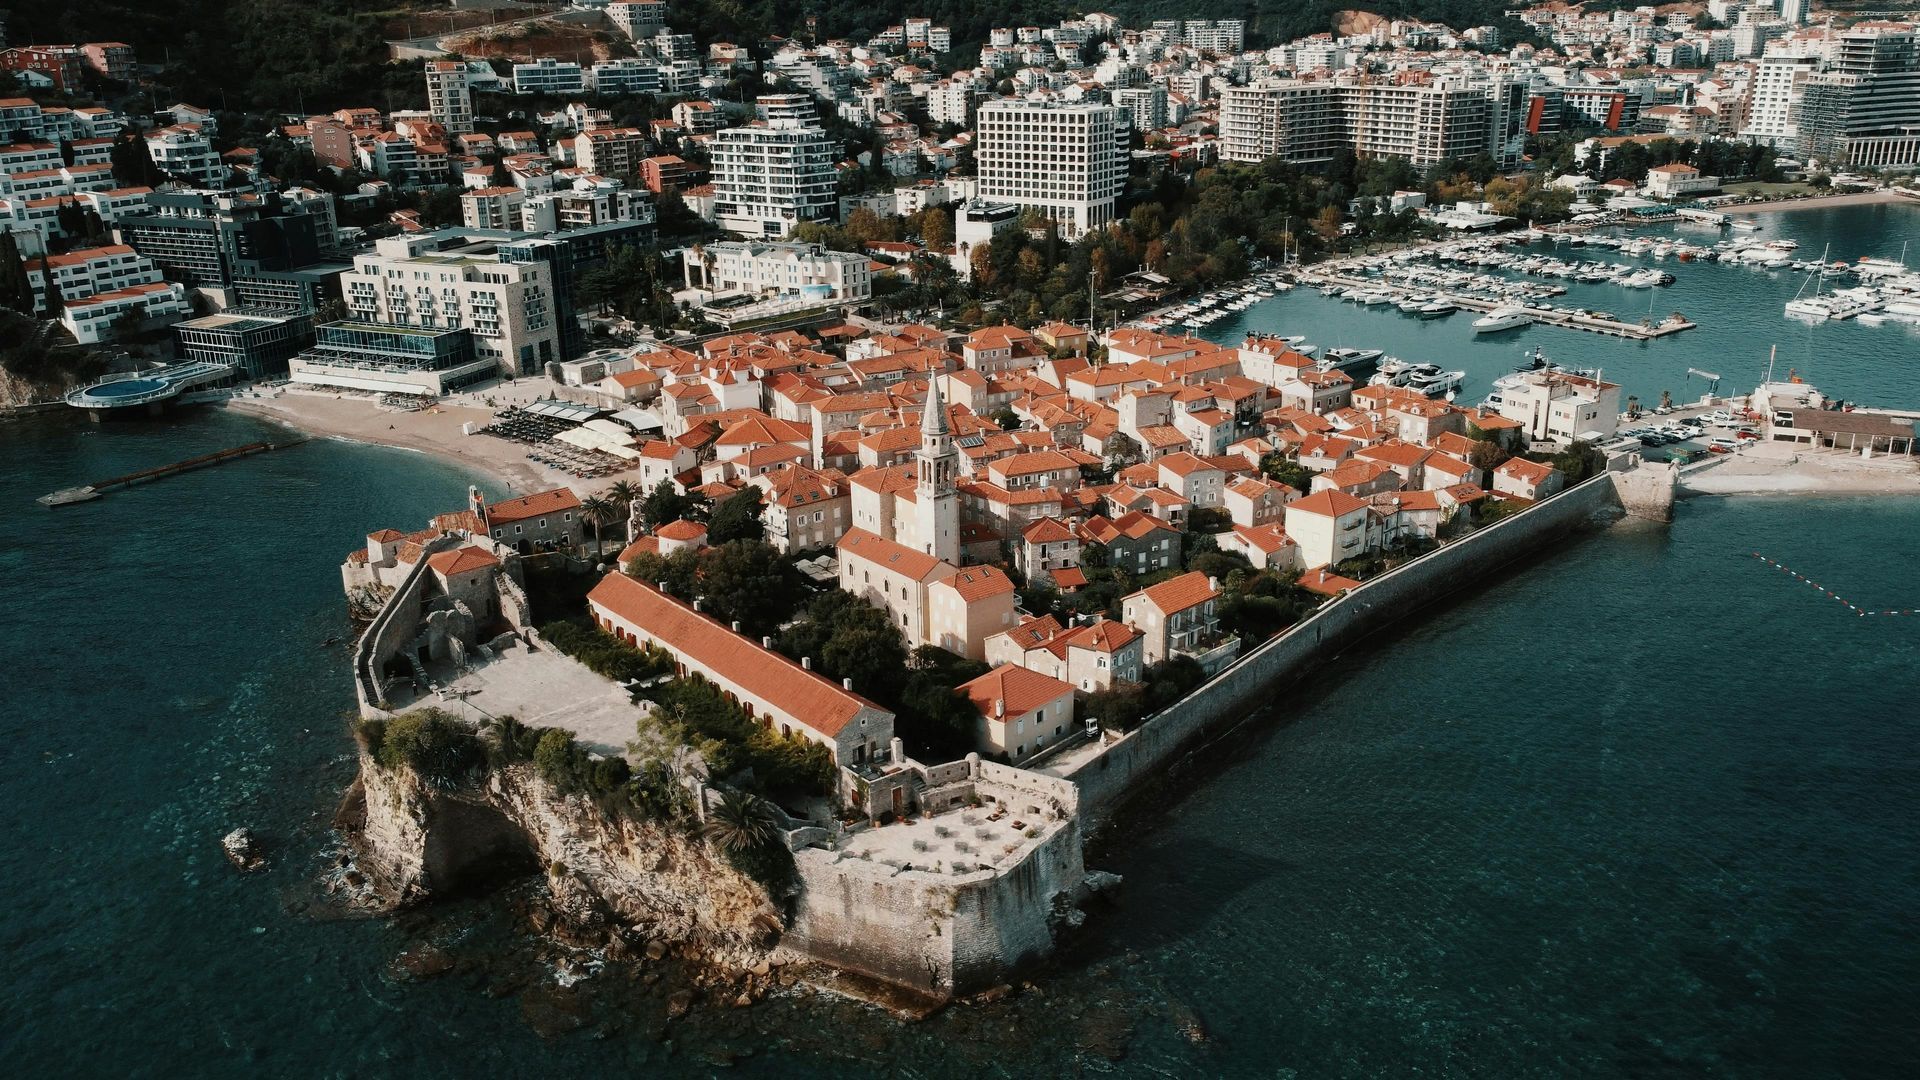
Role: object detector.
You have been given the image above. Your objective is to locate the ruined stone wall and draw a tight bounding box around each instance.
[1066,473,1624,829]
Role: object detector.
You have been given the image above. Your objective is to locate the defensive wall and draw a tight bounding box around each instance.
[1063,471,1642,829]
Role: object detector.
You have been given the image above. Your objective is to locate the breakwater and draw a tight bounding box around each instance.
[1063,470,1635,830]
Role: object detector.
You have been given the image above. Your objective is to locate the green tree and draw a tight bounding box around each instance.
[696,539,797,637]
[706,486,766,545]
[580,494,618,556]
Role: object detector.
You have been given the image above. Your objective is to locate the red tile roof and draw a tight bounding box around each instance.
[1130,570,1217,615]
[1287,489,1370,518]
[588,574,882,738]
[837,527,946,580]
[427,545,498,578]
[486,487,580,524]
[958,664,1073,720]
[937,565,1015,602]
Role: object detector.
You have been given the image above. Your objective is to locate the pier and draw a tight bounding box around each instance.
[38,439,306,507]
[1299,269,1697,341]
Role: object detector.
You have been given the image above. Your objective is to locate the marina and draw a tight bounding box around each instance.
[1145,198,1920,415]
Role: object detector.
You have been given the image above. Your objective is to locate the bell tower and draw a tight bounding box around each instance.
[915,375,960,565]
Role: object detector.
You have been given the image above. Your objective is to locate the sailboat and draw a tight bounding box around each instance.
[1783,243,1832,320]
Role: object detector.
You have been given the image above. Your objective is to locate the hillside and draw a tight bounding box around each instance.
[5,1,1537,114]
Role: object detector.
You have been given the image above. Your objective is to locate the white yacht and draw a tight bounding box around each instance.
[1472,305,1533,334]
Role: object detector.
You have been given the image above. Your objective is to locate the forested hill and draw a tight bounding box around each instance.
[7,1,1530,115]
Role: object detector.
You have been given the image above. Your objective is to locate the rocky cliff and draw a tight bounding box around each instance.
[336,753,784,972]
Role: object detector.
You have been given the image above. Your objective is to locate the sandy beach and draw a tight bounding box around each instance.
[1680,440,1920,496]
[225,386,600,498]
[1725,188,1915,216]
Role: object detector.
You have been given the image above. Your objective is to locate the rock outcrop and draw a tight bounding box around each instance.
[336,753,782,972]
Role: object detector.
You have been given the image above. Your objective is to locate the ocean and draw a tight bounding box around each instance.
[3,202,1918,1077]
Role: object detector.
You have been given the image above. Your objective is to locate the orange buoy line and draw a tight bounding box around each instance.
[1751,553,1917,617]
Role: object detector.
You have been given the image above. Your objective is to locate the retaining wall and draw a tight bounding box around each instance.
[1065,473,1625,829]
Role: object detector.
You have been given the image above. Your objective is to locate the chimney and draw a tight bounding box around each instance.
[731,620,741,632]
[890,736,904,764]
[842,676,853,690]
[692,598,702,612]
[1208,576,1219,592]
[656,580,668,593]
[762,636,773,648]
[994,698,1004,719]
[802,656,813,670]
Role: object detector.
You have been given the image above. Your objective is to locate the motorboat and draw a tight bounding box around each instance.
[1472,305,1533,334]
[1319,347,1384,371]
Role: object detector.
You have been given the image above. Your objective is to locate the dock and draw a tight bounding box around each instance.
[38,439,306,507]
[1300,270,1697,341]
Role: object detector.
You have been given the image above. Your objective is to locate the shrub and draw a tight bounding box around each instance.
[376,709,484,790]
[539,620,672,683]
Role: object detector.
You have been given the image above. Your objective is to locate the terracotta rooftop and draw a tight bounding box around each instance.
[958,664,1073,720]
[487,487,580,524]
[426,545,498,578]
[588,574,883,738]
[1129,570,1218,615]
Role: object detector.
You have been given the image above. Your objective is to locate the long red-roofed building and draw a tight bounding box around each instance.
[587,573,895,766]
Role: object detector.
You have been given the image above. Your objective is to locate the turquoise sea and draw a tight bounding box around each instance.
[3,202,1918,1077]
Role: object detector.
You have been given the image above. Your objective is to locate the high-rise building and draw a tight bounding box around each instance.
[711,118,839,237]
[974,100,1128,239]
[1741,48,1820,149]
[424,61,474,136]
[1797,26,1920,167]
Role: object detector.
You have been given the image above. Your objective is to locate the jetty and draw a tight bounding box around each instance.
[38,439,306,507]
[1300,269,1696,340]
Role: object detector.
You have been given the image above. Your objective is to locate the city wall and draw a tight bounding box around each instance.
[1065,472,1632,829]
[782,815,1084,1001]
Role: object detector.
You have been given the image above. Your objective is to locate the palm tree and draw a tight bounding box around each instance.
[580,495,617,556]
[606,480,641,541]
[703,791,782,854]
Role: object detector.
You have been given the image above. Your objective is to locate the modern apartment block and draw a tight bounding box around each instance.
[512,58,587,96]
[1222,79,1495,168]
[424,61,475,135]
[340,232,561,377]
[607,0,669,40]
[710,118,839,237]
[116,189,326,304]
[681,241,873,304]
[573,127,649,178]
[973,100,1128,239]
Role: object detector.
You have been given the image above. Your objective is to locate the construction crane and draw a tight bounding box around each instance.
[1687,367,1722,394]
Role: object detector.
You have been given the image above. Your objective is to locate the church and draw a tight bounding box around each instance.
[837,377,1015,658]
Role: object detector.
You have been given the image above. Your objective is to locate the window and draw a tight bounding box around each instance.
[514,525,523,535]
